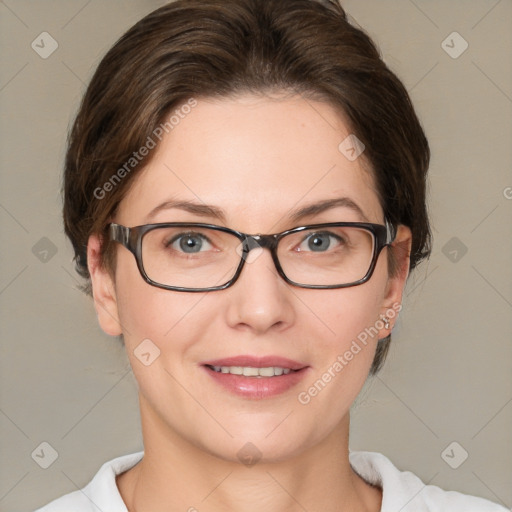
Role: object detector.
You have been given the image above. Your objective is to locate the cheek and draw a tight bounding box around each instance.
[312,270,386,355]
[311,288,381,378]
[113,251,209,358]
[295,267,388,414]
[113,262,216,418]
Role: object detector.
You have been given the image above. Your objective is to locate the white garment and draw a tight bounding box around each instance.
[34,450,507,511]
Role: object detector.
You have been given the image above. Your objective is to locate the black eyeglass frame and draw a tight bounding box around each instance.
[109,221,397,292]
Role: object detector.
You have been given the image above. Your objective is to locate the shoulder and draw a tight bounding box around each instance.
[349,450,508,512]
[33,451,144,512]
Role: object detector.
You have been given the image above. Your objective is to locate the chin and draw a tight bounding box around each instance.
[203,436,309,466]
[197,416,321,465]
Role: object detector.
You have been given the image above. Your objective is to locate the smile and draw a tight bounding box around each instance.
[206,365,294,377]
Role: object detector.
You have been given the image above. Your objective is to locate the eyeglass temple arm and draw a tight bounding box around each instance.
[385,219,397,245]
[109,223,130,246]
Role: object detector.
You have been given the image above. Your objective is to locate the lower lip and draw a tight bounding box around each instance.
[203,366,309,399]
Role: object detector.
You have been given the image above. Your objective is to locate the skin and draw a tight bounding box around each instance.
[87,93,412,512]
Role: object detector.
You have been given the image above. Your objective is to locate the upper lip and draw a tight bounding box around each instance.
[202,355,307,371]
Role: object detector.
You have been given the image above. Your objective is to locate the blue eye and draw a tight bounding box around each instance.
[168,233,213,253]
[300,232,343,252]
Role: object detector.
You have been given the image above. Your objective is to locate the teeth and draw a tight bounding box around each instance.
[209,365,294,377]
[243,367,260,376]
[258,367,275,377]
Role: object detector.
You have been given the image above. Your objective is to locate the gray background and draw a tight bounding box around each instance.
[0,1,511,510]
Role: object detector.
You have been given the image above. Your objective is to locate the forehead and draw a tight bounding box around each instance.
[117,94,383,230]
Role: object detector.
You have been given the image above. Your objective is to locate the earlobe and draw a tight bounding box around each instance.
[379,225,412,337]
[87,234,123,336]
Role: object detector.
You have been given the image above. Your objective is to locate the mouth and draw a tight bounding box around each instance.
[205,364,297,377]
[201,355,309,399]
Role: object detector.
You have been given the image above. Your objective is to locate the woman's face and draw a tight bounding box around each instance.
[89,93,410,463]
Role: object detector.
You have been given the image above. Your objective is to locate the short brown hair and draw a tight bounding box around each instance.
[63,0,431,374]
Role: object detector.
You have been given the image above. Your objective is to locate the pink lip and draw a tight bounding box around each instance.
[201,355,310,400]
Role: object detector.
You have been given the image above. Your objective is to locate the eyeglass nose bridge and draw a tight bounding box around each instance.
[240,233,280,257]
[237,234,285,271]
[236,234,288,287]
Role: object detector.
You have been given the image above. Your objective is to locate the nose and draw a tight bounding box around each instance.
[224,246,295,334]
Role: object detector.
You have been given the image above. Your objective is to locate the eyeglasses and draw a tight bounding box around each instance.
[108,221,396,292]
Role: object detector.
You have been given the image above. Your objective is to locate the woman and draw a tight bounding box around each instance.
[35,0,507,510]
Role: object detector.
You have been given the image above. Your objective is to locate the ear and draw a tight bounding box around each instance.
[378,224,412,338]
[87,234,123,336]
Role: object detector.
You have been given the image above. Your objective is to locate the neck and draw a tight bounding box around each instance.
[117,393,382,512]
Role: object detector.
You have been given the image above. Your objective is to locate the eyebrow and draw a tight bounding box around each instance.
[289,197,370,223]
[145,200,227,223]
[145,196,370,224]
